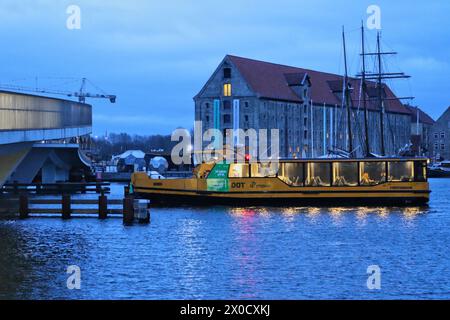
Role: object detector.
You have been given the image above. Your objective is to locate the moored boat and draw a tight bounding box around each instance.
[131,158,430,206]
[428,161,450,178]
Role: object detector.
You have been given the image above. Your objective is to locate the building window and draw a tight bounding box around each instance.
[441,132,445,139]
[223,68,231,79]
[304,117,308,127]
[245,102,249,108]
[304,130,308,139]
[223,114,231,124]
[223,100,231,110]
[223,83,232,97]
[244,115,249,122]
[304,105,307,114]
[205,103,210,109]
[206,115,210,123]
[434,133,439,139]
[304,89,307,97]
[441,144,445,150]
[435,143,439,149]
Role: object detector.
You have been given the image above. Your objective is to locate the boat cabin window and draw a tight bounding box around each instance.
[251,162,279,178]
[414,161,427,182]
[306,162,331,187]
[279,163,304,186]
[360,162,386,185]
[229,163,249,178]
[333,162,358,186]
[388,161,414,182]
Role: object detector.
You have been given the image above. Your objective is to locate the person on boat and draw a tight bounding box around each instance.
[361,172,373,185]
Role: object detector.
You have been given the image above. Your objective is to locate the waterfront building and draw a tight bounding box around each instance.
[429,107,450,161]
[405,105,435,156]
[194,55,412,158]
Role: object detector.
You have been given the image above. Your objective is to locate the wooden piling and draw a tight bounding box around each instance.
[13,181,19,195]
[62,194,71,219]
[123,196,134,225]
[19,194,29,219]
[98,192,108,220]
[96,181,102,194]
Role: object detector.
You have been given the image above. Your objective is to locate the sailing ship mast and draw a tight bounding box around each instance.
[342,27,354,157]
[357,30,412,156]
[361,22,370,157]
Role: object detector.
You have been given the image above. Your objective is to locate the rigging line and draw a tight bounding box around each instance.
[86,78,109,95]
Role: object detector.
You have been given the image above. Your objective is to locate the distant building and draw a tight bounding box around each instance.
[430,107,450,161]
[112,150,146,172]
[405,105,435,156]
[194,55,412,158]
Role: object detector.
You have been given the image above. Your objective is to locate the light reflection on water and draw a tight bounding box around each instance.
[0,179,449,299]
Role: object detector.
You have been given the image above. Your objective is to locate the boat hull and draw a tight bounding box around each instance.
[132,188,429,207]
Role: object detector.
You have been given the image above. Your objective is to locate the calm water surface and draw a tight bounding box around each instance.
[0,179,449,300]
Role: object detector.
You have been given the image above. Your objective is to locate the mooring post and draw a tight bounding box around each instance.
[138,200,150,224]
[62,194,71,220]
[36,182,42,195]
[98,191,108,220]
[19,193,29,219]
[13,181,19,195]
[96,181,102,194]
[123,196,134,225]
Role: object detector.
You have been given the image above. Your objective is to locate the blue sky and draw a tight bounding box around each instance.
[1,0,449,135]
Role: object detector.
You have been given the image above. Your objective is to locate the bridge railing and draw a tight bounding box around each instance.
[0,91,92,131]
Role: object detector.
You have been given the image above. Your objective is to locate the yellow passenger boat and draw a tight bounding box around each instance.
[131,158,430,206]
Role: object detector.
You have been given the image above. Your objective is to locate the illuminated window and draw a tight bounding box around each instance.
[360,162,386,185]
[229,164,249,178]
[223,83,232,97]
[388,161,414,182]
[414,161,427,182]
[333,162,358,186]
[251,162,279,178]
[278,163,304,186]
[305,162,331,187]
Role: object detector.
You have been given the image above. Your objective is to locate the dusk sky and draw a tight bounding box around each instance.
[1,0,449,135]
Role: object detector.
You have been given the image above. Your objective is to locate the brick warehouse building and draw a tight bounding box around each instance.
[194,55,413,158]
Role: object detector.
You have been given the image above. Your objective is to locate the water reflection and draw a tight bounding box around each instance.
[0,180,448,300]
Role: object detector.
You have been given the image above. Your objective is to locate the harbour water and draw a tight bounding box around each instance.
[0,179,449,300]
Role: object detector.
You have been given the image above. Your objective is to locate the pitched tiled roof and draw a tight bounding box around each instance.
[227,55,411,115]
[405,105,435,125]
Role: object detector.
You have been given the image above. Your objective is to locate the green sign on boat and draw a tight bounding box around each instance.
[207,163,230,192]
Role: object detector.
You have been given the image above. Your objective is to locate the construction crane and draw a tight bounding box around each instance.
[0,77,116,104]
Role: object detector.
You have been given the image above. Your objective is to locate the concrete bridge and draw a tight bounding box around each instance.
[0,91,92,187]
